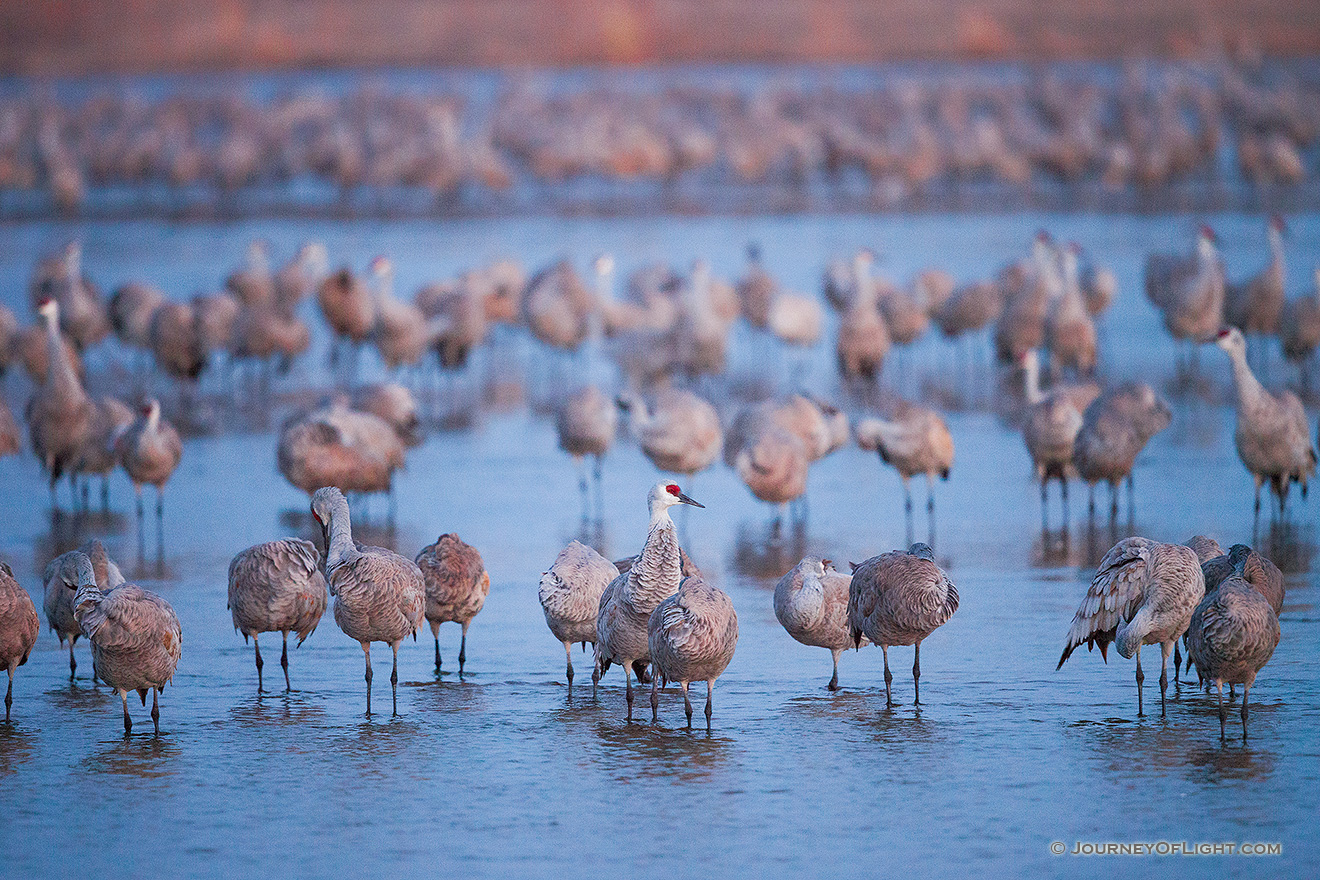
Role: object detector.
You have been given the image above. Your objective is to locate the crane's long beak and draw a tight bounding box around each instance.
[677,492,704,508]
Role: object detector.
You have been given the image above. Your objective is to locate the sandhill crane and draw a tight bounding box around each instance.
[775,556,865,690]
[311,486,425,716]
[274,242,330,310]
[16,314,85,386]
[30,242,110,351]
[539,540,617,686]
[416,272,490,373]
[648,573,738,727]
[353,383,423,447]
[1215,327,1316,517]
[1019,349,1100,519]
[1152,226,1224,370]
[228,539,328,692]
[193,291,240,370]
[277,397,405,509]
[317,265,376,375]
[73,552,182,733]
[736,243,775,329]
[595,481,703,719]
[854,402,954,544]
[43,539,124,680]
[415,534,489,674]
[1181,542,1284,688]
[617,389,722,480]
[77,395,133,509]
[0,303,16,379]
[1078,252,1117,317]
[1073,383,1172,519]
[1057,537,1204,716]
[1045,244,1098,377]
[523,259,593,353]
[847,543,959,707]
[149,300,207,386]
[26,298,93,508]
[1187,576,1280,740]
[1225,216,1286,347]
[767,286,824,352]
[229,300,312,389]
[0,561,39,721]
[115,399,183,560]
[557,384,617,516]
[836,250,890,381]
[108,281,166,352]
[368,256,437,371]
[226,240,276,307]
[673,259,731,380]
[994,234,1057,365]
[732,418,809,516]
[0,401,19,459]
[1279,268,1320,384]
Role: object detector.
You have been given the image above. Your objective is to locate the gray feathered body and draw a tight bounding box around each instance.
[228,539,328,642]
[1073,383,1171,488]
[556,385,617,459]
[75,581,181,693]
[44,540,123,646]
[648,575,738,686]
[847,549,959,648]
[1187,577,1279,688]
[597,515,683,670]
[1058,538,1203,667]
[774,557,861,652]
[540,540,616,646]
[329,548,425,648]
[415,534,489,630]
[0,562,39,673]
[115,406,183,489]
[854,403,954,481]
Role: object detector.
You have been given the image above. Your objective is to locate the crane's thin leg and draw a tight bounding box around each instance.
[682,681,693,727]
[150,688,160,734]
[912,642,922,706]
[1240,682,1251,740]
[4,668,12,721]
[625,664,634,721]
[564,642,574,686]
[1217,681,1226,741]
[903,480,914,548]
[100,476,110,512]
[1040,479,1049,532]
[926,474,936,548]
[458,622,469,674]
[705,680,713,729]
[1061,478,1070,521]
[135,487,146,565]
[68,641,77,679]
[121,690,132,734]
[882,646,895,708]
[390,644,400,717]
[1135,647,1145,718]
[1173,641,1182,686]
[434,631,442,673]
[591,652,601,698]
[363,643,373,717]
[828,649,841,692]
[592,455,605,522]
[1159,640,1171,716]
[280,631,290,691]
[650,670,659,722]
[253,634,264,692]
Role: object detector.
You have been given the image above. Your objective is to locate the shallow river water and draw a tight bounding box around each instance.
[0,211,1317,879]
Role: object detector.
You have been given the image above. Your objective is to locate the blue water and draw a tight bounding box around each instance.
[0,210,1316,878]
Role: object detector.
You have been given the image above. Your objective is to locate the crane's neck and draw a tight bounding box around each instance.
[1022,355,1044,405]
[1268,227,1284,270]
[43,307,81,396]
[323,499,358,574]
[852,258,874,309]
[1226,344,1266,410]
[628,509,682,611]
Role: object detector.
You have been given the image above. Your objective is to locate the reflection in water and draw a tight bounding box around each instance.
[226,692,329,729]
[1254,518,1315,574]
[0,724,37,776]
[83,735,183,779]
[589,715,736,784]
[731,520,811,581]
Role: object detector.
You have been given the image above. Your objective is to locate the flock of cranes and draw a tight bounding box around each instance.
[3,55,1319,214]
[0,210,1314,737]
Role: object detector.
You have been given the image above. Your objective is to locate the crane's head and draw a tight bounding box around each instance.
[593,253,615,276]
[37,297,58,321]
[369,255,394,278]
[907,543,935,561]
[1269,214,1287,235]
[647,480,703,514]
[310,485,347,533]
[1215,325,1245,354]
